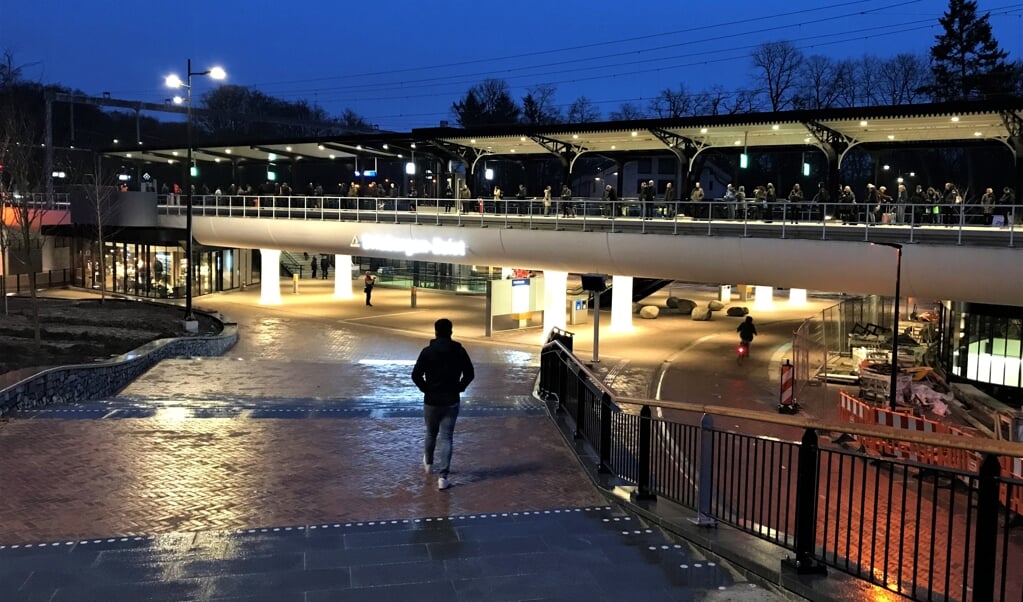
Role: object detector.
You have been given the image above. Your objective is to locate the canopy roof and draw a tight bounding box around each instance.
[104,98,1022,166]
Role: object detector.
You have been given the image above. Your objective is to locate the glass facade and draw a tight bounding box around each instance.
[354,257,503,293]
[71,239,255,300]
[941,301,1023,406]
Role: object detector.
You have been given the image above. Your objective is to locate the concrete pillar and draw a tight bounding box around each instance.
[753,285,774,311]
[610,275,634,332]
[334,254,353,299]
[543,270,568,337]
[259,249,282,305]
[718,285,732,303]
[789,288,807,306]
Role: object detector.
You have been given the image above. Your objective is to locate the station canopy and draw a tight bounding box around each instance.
[104,98,1022,166]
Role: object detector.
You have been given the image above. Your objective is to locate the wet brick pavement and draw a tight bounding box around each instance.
[0,282,792,600]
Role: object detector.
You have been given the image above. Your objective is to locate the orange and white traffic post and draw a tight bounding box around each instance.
[778,359,799,414]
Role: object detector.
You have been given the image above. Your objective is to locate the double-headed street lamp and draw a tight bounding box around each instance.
[165,59,226,322]
[873,242,903,411]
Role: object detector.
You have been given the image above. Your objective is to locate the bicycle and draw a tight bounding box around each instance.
[737,340,751,365]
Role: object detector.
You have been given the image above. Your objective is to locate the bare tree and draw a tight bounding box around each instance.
[722,89,761,114]
[609,102,647,121]
[874,53,931,105]
[648,84,694,118]
[0,89,47,341]
[692,88,728,116]
[832,59,860,108]
[795,55,844,109]
[67,154,121,304]
[751,41,804,111]
[521,84,562,125]
[858,55,887,106]
[565,96,600,123]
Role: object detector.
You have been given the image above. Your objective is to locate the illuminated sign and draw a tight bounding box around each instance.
[359,234,466,257]
[511,278,529,313]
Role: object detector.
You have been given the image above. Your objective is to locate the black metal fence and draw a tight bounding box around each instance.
[0,269,73,296]
[538,340,1023,601]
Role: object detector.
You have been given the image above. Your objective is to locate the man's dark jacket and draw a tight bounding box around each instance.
[411,337,474,406]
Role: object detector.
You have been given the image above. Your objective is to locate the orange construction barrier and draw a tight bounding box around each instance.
[838,390,1023,517]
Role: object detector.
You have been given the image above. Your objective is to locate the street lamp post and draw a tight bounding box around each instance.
[166,59,225,322]
[873,242,903,411]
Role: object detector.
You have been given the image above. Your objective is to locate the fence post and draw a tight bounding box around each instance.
[598,392,612,474]
[690,413,717,526]
[538,348,550,400]
[783,428,827,574]
[556,350,568,413]
[972,454,1001,601]
[634,405,655,501]
[574,374,586,439]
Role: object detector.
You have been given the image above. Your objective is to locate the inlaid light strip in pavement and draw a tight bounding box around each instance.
[0,505,765,601]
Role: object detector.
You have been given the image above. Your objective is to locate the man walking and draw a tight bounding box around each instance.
[411,318,474,490]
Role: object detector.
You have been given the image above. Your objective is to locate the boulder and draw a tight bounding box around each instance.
[639,305,660,319]
[691,306,712,321]
[708,300,725,311]
[665,296,679,309]
[632,302,642,314]
[727,306,750,317]
[675,299,697,315]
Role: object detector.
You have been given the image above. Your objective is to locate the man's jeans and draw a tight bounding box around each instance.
[424,403,460,477]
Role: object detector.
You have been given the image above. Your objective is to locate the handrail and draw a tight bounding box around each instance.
[617,395,1023,456]
[157,194,1022,248]
[543,339,1023,457]
[538,337,1023,600]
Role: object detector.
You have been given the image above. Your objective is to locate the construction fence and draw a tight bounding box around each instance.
[837,390,1023,516]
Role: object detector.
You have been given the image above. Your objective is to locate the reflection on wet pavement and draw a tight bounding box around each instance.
[0,285,792,600]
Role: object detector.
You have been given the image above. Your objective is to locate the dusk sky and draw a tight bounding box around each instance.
[2,0,1021,131]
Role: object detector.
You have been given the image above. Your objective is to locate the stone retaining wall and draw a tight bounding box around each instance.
[0,323,238,417]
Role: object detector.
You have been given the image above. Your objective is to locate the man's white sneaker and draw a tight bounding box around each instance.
[423,455,432,474]
[437,477,451,490]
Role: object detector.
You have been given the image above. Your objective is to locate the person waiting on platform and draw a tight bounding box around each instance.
[662,182,676,218]
[560,184,574,217]
[601,184,616,217]
[642,180,656,219]
[786,183,803,223]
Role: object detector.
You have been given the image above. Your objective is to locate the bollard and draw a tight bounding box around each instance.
[411,285,417,308]
[778,359,798,414]
[292,273,299,294]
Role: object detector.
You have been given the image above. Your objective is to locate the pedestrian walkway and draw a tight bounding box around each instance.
[0,278,823,600]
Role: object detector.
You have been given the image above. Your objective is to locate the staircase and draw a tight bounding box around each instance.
[570,278,674,307]
[280,251,307,278]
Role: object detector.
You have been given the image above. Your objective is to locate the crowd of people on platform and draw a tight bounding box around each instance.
[157,176,1017,226]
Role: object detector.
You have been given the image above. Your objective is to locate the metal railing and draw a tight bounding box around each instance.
[538,340,1023,601]
[0,192,70,210]
[157,195,1022,248]
[0,269,73,295]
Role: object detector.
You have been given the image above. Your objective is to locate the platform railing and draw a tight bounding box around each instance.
[157,194,1021,248]
[537,339,1023,601]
